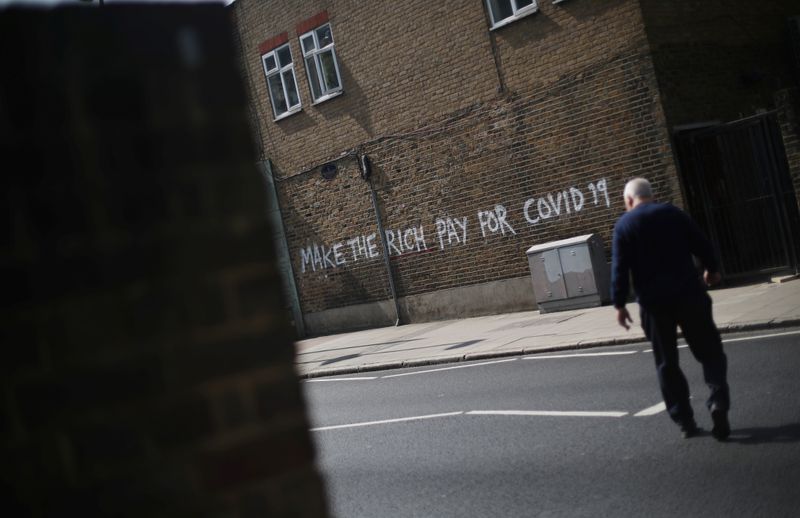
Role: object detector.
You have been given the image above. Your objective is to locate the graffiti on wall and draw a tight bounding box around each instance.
[298,178,611,274]
[478,205,516,238]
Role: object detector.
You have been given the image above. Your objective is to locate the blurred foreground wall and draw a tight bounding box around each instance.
[0,6,328,517]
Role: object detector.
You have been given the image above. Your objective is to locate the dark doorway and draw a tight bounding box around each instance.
[674,114,800,279]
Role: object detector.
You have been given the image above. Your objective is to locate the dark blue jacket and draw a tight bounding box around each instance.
[611,202,719,309]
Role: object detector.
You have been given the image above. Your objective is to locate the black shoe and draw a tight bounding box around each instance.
[711,408,730,440]
[680,420,699,439]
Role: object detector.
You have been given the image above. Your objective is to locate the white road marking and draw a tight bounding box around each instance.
[639,330,800,354]
[641,345,687,352]
[306,377,377,383]
[522,351,638,360]
[467,410,628,418]
[723,330,800,343]
[310,411,464,432]
[381,358,516,379]
[633,401,666,417]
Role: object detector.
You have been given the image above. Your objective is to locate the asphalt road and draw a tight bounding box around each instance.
[303,328,800,518]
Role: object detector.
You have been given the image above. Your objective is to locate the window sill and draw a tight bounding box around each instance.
[489,5,538,31]
[273,107,302,122]
[311,90,343,106]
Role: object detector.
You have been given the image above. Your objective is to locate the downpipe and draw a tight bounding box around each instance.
[361,154,401,326]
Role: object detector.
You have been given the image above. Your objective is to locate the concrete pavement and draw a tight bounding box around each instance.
[295,277,800,378]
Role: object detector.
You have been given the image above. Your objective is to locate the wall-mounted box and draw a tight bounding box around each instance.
[526,234,610,313]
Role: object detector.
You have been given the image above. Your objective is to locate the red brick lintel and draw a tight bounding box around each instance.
[258,32,288,55]
[296,10,329,37]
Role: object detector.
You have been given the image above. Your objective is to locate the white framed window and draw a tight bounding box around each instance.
[262,43,302,120]
[486,0,538,29]
[300,23,343,103]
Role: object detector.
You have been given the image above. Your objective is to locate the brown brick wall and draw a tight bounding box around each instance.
[640,0,800,127]
[496,0,651,92]
[1,7,328,516]
[232,0,501,173]
[365,49,678,298]
[233,0,679,319]
[278,161,393,314]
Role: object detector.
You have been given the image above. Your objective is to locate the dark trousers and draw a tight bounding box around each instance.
[639,292,730,425]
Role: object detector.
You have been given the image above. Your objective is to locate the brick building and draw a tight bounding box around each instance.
[231,0,800,336]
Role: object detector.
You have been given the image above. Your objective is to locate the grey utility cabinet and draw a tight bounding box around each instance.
[526,234,610,313]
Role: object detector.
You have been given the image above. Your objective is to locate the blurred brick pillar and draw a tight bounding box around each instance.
[0,6,329,517]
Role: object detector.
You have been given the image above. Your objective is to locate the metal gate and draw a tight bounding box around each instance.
[674,114,800,279]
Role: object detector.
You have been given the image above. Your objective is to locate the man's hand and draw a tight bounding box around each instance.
[704,270,722,287]
[616,307,633,330]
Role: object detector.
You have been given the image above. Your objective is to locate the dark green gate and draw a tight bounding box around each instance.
[674,114,800,279]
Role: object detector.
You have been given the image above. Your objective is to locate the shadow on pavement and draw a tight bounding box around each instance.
[297,338,422,356]
[445,339,484,350]
[321,353,362,366]
[726,423,800,444]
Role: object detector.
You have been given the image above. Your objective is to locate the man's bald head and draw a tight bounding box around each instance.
[623,178,653,211]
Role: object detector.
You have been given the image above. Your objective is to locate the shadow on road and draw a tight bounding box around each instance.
[727,423,800,444]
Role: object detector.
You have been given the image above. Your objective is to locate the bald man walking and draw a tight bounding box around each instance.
[611,178,730,440]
